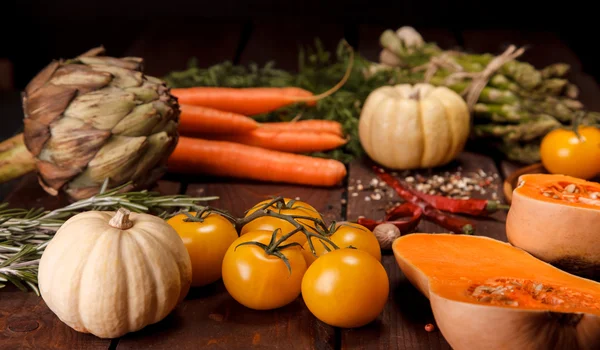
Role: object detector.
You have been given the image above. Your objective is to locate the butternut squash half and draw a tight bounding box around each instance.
[506,174,600,278]
[393,233,600,350]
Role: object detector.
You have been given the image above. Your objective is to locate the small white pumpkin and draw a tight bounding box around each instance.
[358,83,470,169]
[38,208,192,339]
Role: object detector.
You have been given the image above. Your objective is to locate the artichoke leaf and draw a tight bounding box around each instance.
[39,117,111,170]
[25,84,77,125]
[126,82,160,103]
[64,88,137,130]
[25,61,60,96]
[67,135,148,188]
[50,65,112,93]
[131,131,174,181]
[78,56,142,71]
[90,64,143,88]
[112,104,162,137]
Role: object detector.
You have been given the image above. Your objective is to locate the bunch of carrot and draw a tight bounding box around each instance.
[167,86,350,187]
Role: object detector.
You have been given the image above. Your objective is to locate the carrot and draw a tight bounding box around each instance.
[167,136,347,187]
[170,42,354,116]
[178,104,259,134]
[260,120,344,137]
[199,129,347,153]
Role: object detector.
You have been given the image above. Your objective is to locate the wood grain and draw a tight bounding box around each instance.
[237,21,347,72]
[342,153,507,349]
[125,20,245,77]
[117,178,344,349]
[0,286,110,349]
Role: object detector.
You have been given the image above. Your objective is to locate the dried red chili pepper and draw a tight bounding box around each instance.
[404,185,510,216]
[357,202,422,232]
[373,166,475,235]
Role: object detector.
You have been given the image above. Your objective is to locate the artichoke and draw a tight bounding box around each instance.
[19,46,180,200]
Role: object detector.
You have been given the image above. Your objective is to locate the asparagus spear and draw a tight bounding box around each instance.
[499,141,542,164]
[541,63,570,78]
[473,115,561,142]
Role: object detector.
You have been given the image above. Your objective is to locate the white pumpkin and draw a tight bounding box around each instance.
[38,208,192,339]
[358,83,470,169]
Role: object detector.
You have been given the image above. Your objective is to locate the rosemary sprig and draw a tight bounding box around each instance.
[0,180,218,295]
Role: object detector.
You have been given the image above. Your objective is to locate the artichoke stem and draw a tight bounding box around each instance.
[0,133,36,183]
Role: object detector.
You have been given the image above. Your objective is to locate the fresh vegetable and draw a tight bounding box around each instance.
[199,129,347,153]
[167,211,238,287]
[0,180,216,294]
[171,87,316,115]
[167,137,347,187]
[261,120,344,137]
[38,208,192,338]
[374,167,475,234]
[302,222,381,266]
[357,202,422,233]
[0,46,180,200]
[359,83,470,169]
[375,26,600,164]
[221,230,307,310]
[241,197,323,245]
[301,248,389,328]
[392,233,600,350]
[170,42,353,116]
[401,181,509,216]
[506,174,600,278]
[0,133,36,183]
[540,125,600,180]
[178,104,259,135]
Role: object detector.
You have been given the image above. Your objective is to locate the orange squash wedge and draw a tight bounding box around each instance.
[506,173,600,278]
[392,233,600,350]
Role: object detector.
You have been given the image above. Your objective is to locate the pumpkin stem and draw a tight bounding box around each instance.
[109,208,133,230]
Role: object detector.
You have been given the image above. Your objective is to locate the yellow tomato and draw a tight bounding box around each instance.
[167,212,238,287]
[301,248,389,328]
[540,126,600,180]
[241,198,323,245]
[222,230,307,310]
[302,222,381,266]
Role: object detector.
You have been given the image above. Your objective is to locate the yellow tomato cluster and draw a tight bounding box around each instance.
[167,197,389,328]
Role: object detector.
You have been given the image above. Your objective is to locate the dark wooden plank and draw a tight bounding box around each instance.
[0,174,183,348]
[357,24,461,63]
[116,179,343,349]
[125,20,245,78]
[460,29,600,112]
[343,152,507,349]
[238,21,347,72]
[0,286,110,349]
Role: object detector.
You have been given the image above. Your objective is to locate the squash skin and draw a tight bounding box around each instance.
[506,174,600,278]
[358,83,470,170]
[38,210,192,338]
[392,233,600,350]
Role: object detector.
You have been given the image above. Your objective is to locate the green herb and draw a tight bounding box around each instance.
[0,180,218,294]
[164,40,401,163]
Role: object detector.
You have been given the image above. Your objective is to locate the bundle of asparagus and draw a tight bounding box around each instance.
[372,27,600,163]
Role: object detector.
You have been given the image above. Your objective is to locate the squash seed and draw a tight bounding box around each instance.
[564,184,576,193]
[542,192,552,197]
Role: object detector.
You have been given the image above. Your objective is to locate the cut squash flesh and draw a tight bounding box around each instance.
[515,174,600,210]
[394,234,600,314]
[393,233,600,350]
[507,173,600,278]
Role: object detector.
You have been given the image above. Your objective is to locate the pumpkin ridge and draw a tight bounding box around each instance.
[77,226,114,335]
[430,93,455,164]
[416,92,427,167]
[126,227,160,325]
[134,225,183,322]
[118,229,131,333]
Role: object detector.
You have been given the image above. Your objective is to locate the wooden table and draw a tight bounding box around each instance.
[1,23,599,349]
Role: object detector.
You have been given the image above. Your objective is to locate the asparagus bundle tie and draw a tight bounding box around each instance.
[412,45,526,111]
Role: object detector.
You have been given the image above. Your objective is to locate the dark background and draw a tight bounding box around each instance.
[1,0,599,90]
